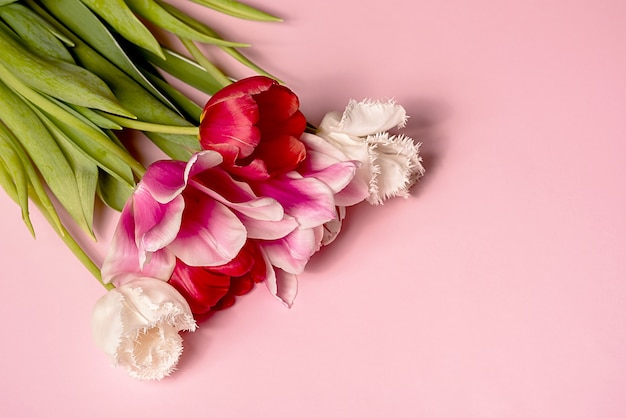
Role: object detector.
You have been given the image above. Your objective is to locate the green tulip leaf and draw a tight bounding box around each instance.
[142,71,203,123]
[154,5,276,79]
[145,132,196,161]
[142,48,225,95]
[97,169,134,212]
[0,77,92,235]
[0,158,18,205]
[68,104,123,130]
[36,110,99,234]
[0,22,134,118]
[39,96,137,186]
[0,116,63,234]
[0,3,74,63]
[126,0,248,47]
[37,0,180,112]
[0,122,34,236]
[79,0,164,58]
[189,0,281,22]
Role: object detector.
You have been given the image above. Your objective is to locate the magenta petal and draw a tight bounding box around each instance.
[101,200,176,285]
[132,187,184,260]
[141,160,187,204]
[265,267,298,308]
[184,150,224,182]
[238,213,298,240]
[261,228,319,274]
[168,197,246,267]
[190,177,285,221]
[254,175,337,229]
[299,132,351,170]
[261,249,298,307]
[307,161,357,195]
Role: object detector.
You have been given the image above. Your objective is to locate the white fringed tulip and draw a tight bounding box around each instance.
[317,99,424,205]
[91,278,197,380]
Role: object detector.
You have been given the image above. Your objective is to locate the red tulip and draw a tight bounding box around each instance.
[168,241,267,315]
[199,76,307,180]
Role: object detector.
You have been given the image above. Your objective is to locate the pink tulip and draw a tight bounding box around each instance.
[101,150,296,287]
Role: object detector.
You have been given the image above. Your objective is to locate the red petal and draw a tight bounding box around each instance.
[252,135,306,175]
[203,76,274,108]
[200,95,260,158]
[205,241,255,276]
[169,261,231,315]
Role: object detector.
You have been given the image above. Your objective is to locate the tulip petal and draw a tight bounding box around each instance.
[321,206,346,246]
[205,75,274,106]
[168,191,246,266]
[200,95,260,159]
[206,241,255,276]
[91,278,196,381]
[255,86,306,139]
[237,213,298,240]
[261,227,319,274]
[299,133,368,206]
[132,187,184,258]
[101,200,176,285]
[338,99,408,137]
[255,84,301,124]
[299,132,351,171]
[332,174,370,207]
[184,150,223,179]
[141,160,187,203]
[169,261,231,315]
[366,133,424,205]
[250,134,306,176]
[189,167,286,221]
[265,265,298,308]
[227,158,270,180]
[254,175,337,229]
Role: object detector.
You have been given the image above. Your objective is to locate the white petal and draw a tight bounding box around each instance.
[366,133,424,205]
[91,279,196,381]
[338,99,408,137]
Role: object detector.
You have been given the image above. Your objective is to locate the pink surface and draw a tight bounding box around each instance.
[1,0,626,416]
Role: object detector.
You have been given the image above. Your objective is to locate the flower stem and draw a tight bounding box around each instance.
[99,113,200,136]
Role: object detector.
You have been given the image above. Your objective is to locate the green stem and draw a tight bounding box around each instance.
[180,37,232,88]
[30,192,114,291]
[99,113,200,136]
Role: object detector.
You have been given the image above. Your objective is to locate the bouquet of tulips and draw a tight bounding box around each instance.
[0,0,424,380]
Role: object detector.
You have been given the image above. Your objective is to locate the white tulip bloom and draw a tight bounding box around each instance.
[317,99,424,205]
[91,278,197,380]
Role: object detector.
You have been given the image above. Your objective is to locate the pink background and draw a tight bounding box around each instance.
[1,0,625,416]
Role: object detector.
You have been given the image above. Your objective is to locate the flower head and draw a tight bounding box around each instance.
[101,145,356,310]
[169,241,267,315]
[101,150,296,287]
[199,76,307,180]
[317,99,424,205]
[91,278,196,380]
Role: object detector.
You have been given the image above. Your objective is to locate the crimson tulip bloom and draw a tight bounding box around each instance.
[199,76,307,180]
[169,241,268,315]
